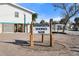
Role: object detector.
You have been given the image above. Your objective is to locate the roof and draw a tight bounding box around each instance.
[0,3,36,14]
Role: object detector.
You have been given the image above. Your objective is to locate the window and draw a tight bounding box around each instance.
[15,11,19,17]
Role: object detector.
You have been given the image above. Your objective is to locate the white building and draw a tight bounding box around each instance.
[52,24,64,32]
[0,3,35,33]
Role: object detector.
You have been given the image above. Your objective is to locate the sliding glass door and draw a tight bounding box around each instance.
[14,24,24,32]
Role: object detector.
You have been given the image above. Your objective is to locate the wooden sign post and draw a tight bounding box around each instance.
[42,34,44,43]
[50,19,53,47]
[31,23,50,47]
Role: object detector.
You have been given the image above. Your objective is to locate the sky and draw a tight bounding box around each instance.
[18,3,76,23]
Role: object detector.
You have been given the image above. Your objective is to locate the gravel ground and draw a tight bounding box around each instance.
[0,31,79,56]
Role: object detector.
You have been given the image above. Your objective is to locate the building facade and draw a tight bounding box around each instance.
[52,24,64,32]
[0,3,35,33]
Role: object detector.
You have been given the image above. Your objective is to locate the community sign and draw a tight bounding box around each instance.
[33,24,50,34]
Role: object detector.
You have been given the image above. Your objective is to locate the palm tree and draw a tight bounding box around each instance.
[31,13,37,33]
[30,13,37,46]
[32,13,37,23]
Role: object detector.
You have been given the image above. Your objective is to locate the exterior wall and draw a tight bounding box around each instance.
[28,25,30,33]
[0,24,2,33]
[25,24,30,33]
[0,4,32,24]
[52,24,64,32]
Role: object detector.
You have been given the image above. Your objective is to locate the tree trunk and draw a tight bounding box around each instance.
[62,25,66,33]
[30,21,34,47]
[62,17,69,33]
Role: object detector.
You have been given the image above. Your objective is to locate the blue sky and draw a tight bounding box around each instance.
[18,3,76,22]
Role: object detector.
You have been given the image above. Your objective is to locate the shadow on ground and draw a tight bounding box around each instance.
[0,39,30,46]
[0,39,67,51]
[70,47,79,52]
[0,40,50,47]
[52,32,67,34]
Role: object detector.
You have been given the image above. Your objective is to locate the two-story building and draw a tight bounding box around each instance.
[0,3,35,33]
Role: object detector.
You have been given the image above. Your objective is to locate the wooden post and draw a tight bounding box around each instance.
[17,24,18,32]
[24,14,26,32]
[50,19,53,47]
[42,34,44,43]
[30,22,34,47]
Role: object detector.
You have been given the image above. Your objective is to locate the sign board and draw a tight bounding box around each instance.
[33,26,50,34]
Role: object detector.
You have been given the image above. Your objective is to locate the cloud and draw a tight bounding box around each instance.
[53,17,62,21]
